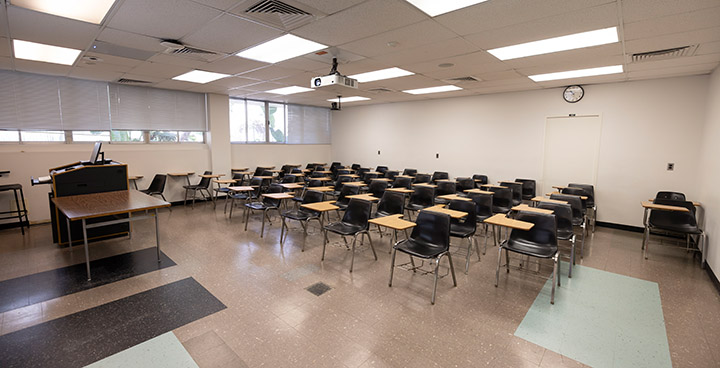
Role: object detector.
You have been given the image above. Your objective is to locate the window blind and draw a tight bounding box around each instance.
[287,104,330,144]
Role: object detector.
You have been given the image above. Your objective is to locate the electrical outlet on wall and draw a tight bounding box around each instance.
[378,150,380,155]
[667,163,674,171]
[436,153,439,159]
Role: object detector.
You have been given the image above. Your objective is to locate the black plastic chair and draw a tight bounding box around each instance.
[414,173,431,183]
[496,212,559,304]
[281,175,297,184]
[376,166,389,177]
[456,177,475,194]
[406,186,435,220]
[351,163,361,171]
[560,187,588,214]
[335,185,360,211]
[331,176,353,197]
[372,191,405,240]
[515,179,537,200]
[389,211,457,305]
[141,174,168,202]
[655,191,685,201]
[645,198,704,261]
[280,190,324,247]
[385,170,400,181]
[244,183,283,237]
[434,181,457,204]
[469,192,494,255]
[322,198,376,272]
[549,193,586,259]
[487,187,512,214]
[363,172,378,184]
[569,183,596,232]
[253,167,265,177]
[183,171,212,208]
[368,179,388,199]
[500,181,523,206]
[392,176,413,189]
[537,202,576,278]
[337,169,352,177]
[403,168,417,176]
[431,171,449,184]
[472,174,488,186]
[449,199,479,274]
[228,177,262,218]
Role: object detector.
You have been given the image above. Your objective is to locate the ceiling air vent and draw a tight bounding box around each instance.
[244,0,319,30]
[444,76,481,83]
[116,78,152,85]
[632,45,698,62]
[368,87,394,94]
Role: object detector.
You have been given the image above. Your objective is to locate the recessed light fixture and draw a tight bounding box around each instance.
[488,27,619,60]
[266,86,313,95]
[13,39,81,65]
[12,0,117,24]
[327,96,370,103]
[237,34,327,64]
[529,65,624,82]
[172,70,231,84]
[349,67,414,83]
[403,85,462,95]
[405,0,488,17]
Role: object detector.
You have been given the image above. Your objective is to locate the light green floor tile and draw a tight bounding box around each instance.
[515,264,672,368]
[84,332,199,368]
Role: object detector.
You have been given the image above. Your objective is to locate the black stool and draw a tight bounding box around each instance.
[0,184,29,234]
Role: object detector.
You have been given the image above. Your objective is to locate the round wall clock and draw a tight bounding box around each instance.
[563,85,584,103]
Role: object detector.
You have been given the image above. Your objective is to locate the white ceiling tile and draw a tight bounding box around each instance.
[465,3,618,50]
[0,37,11,58]
[468,84,543,95]
[8,6,100,49]
[340,19,457,58]
[534,73,627,88]
[83,52,146,67]
[237,65,304,80]
[271,71,322,87]
[0,57,12,70]
[14,59,72,76]
[275,56,330,72]
[153,79,203,90]
[371,37,480,66]
[360,74,452,91]
[475,70,526,81]
[626,54,720,72]
[515,55,626,77]
[435,0,615,36]
[0,5,7,38]
[293,0,426,46]
[623,6,720,41]
[97,28,166,52]
[75,58,135,73]
[624,27,720,54]
[466,77,537,89]
[68,68,123,82]
[293,0,366,15]
[147,53,209,69]
[128,61,193,79]
[183,14,283,54]
[117,73,166,83]
[203,56,267,75]
[107,0,223,40]
[243,81,290,92]
[627,62,718,80]
[189,0,252,12]
[622,0,720,23]
[697,41,720,56]
[403,51,506,75]
[502,43,624,70]
[204,76,262,89]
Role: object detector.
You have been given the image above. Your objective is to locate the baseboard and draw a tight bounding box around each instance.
[0,220,30,231]
[595,221,644,233]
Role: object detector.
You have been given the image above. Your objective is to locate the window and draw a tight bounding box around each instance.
[179,131,204,142]
[149,131,178,142]
[72,131,110,142]
[111,130,144,142]
[230,99,329,144]
[0,130,19,142]
[20,130,65,142]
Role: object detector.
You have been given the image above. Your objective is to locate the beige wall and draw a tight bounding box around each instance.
[331,75,710,228]
[699,67,720,272]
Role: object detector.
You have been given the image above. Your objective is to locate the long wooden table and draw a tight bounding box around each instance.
[52,190,170,280]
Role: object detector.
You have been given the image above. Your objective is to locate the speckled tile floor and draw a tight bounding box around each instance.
[0,201,718,368]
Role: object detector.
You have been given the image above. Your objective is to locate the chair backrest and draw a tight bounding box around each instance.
[449,199,476,230]
[500,182,523,204]
[410,211,450,251]
[281,175,296,183]
[431,171,449,183]
[469,193,493,219]
[368,179,388,198]
[253,167,265,176]
[537,202,574,234]
[198,171,212,188]
[456,177,475,192]
[351,163,361,171]
[568,183,594,206]
[403,168,417,176]
[146,174,167,194]
[488,186,512,210]
[393,176,413,189]
[376,191,405,216]
[308,179,323,187]
[263,184,284,206]
[385,170,400,181]
[414,173,431,183]
[305,163,315,170]
[649,198,698,229]
[472,174,488,185]
[363,172,378,184]
[436,181,456,196]
[337,185,360,205]
[291,167,302,173]
[515,178,537,198]
[334,176,353,190]
[310,171,325,178]
[655,191,685,201]
[409,186,435,207]
[232,172,245,181]
[342,198,372,228]
[337,169,352,176]
[509,212,558,249]
[559,187,588,210]
[549,194,583,221]
[376,166,389,175]
[330,162,342,170]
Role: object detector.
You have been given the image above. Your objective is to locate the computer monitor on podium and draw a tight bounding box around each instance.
[89,141,104,165]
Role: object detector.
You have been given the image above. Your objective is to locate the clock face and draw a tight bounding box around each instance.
[563,85,584,103]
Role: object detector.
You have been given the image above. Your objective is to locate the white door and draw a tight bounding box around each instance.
[541,115,602,196]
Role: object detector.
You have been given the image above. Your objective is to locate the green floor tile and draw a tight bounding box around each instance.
[84,332,199,368]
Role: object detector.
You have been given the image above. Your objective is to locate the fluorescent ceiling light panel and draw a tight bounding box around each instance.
[237,34,327,63]
[529,65,624,82]
[12,0,117,24]
[327,96,370,103]
[266,86,313,95]
[403,85,462,95]
[13,39,81,65]
[488,27,619,60]
[349,67,414,83]
[406,0,488,17]
[172,70,230,84]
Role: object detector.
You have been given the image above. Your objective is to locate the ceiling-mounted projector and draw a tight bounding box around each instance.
[311,58,358,93]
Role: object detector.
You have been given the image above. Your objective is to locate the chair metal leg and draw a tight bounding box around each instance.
[321,229,329,261]
[475,235,481,261]
[483,223,488,255]
[431,258,441,305]
[505,246,510,272]
[389,248,397,287]
[447,252,457,287]
[643,225,650,259]
[551,254,558,304]
[465,237,472,274]
[367,231,377,261]
[569,235,576,278]
[184,188,188,206]
[580,222,586,259]
[280,216,287,243]
[244,207,250,231]
[12,189,24,235]
[495,247,502,287]
[350,233,358,272]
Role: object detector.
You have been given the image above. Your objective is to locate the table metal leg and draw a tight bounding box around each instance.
[155,208,161,262]
[82,219,91,281]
